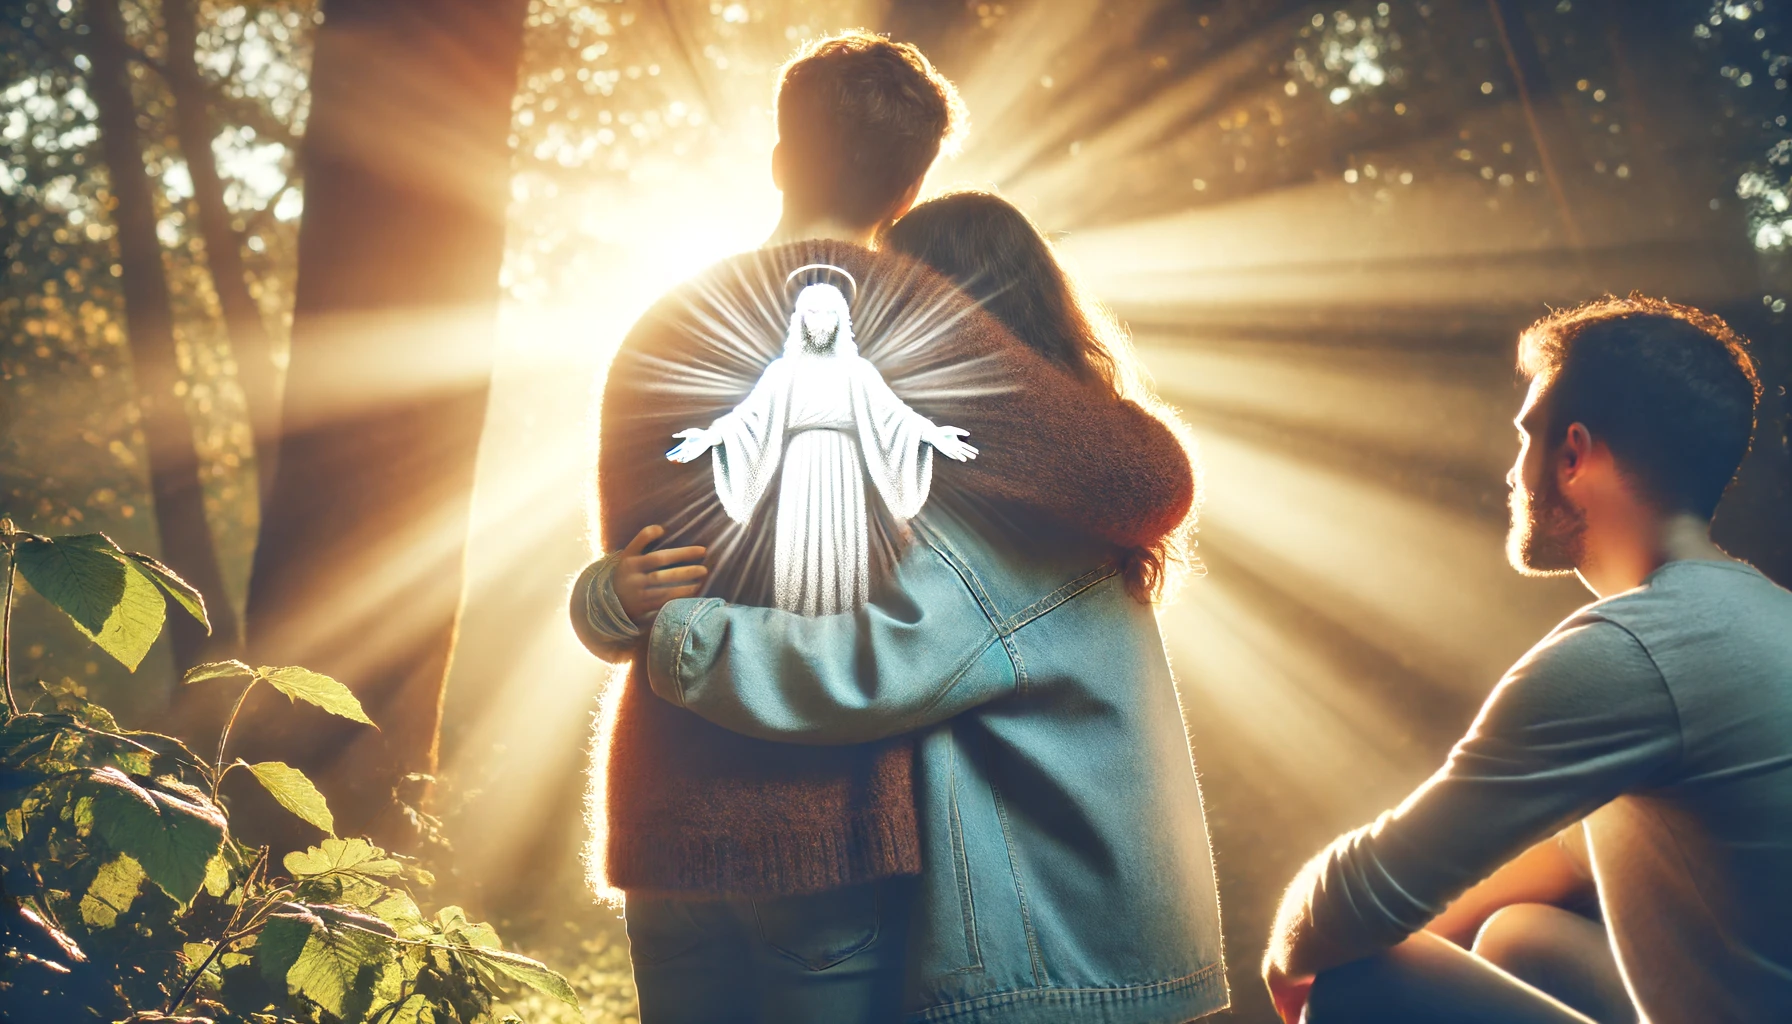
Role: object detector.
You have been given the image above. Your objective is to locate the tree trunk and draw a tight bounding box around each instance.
[161,0,285,514]
[86,0,239,672]
[232,0,528,849]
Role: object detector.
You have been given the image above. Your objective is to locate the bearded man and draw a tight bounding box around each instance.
[1262,297,1792,1024]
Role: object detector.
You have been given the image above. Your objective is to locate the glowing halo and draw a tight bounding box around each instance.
[784,263,859,304]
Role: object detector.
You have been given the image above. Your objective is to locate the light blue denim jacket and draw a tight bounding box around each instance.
[588,514,1227,1024]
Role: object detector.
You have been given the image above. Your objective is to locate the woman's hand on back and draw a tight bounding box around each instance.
[614,525,708,625]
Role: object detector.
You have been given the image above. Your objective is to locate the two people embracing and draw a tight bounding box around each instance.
[571,30,1223,1024]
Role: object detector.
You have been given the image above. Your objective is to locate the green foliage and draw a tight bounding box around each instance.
[260,667,376,727]
[85,765,227,904]
[0,528,576,1023]
[3,0,316,717]
[260,903,396,1018]
[79,853,146,927]
[463,946,581,1009]
[14,534,131,637]
[13,531,202,671]
[247,761,335,836]
[184,660,375,727]
[124,549,214,633]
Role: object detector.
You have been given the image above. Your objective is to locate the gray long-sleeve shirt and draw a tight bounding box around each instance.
[1297,559,1792,1023]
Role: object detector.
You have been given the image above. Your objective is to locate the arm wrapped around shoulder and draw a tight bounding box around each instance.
[952,380,1193,549]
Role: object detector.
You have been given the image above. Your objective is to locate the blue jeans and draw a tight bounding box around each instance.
[626,878,914,1024]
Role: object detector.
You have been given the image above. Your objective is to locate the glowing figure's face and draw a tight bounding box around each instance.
[791,283,851,355]
[801,305,841,351]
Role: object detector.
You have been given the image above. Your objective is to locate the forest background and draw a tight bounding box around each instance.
[3,1,1789,1021]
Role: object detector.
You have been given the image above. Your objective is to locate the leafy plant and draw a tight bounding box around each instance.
[0,521,579,1023]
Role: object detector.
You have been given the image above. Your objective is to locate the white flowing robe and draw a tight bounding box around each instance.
[702,349,939,616]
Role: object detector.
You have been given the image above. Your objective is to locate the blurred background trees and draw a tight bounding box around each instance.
[4,0,311,718]
[227,0,530,852]
[3,1,1788,1020]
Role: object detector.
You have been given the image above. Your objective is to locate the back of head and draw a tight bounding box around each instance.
[776,32,966,229]
[882,190,1120,390]
[1519,295,1761,519]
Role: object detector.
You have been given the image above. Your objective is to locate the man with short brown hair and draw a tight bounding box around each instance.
[770,32,967,239]
[585,39,963,1024]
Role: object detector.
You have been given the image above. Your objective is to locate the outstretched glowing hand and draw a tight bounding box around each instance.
[667,427,717,463]
[614,525,708,625]
[926,425,979,462]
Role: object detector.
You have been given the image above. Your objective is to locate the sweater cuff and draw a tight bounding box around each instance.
[568,554,640,662]
[646,597,723,707]
[585,552,642,642]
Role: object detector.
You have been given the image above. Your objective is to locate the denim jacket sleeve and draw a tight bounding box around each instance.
[568,553,643,664]
[643,532,1017,745]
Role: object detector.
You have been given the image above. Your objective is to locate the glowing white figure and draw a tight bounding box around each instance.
[667,275,977,615]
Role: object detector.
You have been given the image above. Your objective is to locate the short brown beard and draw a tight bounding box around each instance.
[1507,464,1586,575]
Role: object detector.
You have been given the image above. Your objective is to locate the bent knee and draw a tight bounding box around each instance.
[1474,903,1578,971]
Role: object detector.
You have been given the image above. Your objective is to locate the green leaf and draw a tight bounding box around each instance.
[247,761,335,835]
[79,853,145,927]
[111,749,153,776]
[16,536,169,670]
[182,659,255,685]
[288,842,427,939]
[362,888,427,938]
[303,871,428,938]
[463,946,580,1007]
[260,903,396,1018]
[182,940,216,967]
[386,994,437,1024]
[15,536,127,636]
[285,837,402,879]
[97,560,166,671]
[85,767,227,903]
[178,940,227,997]
[259,667,375,726]
[203,851,233,897]
[258,905,317,990]
[342,956,407,1024]
[434,905,501,950]
[57,533,124,553]
[122,549,210,633]
[91,560,166,671]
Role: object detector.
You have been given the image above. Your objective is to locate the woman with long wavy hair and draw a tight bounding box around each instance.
[883,188,1201,600]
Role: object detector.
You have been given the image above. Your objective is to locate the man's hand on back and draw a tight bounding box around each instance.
[615,525,708,625]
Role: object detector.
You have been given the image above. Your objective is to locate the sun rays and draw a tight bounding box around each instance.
[413,1,1773,919]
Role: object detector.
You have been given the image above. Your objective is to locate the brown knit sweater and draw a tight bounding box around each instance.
[590,240,1193,896]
